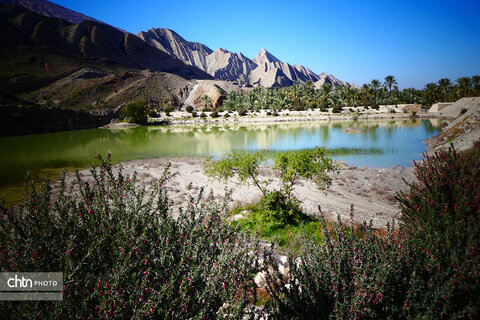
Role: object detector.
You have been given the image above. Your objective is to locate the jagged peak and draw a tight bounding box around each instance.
[254,48,281,65]
[214,47,230,54]
[148,27,180,38]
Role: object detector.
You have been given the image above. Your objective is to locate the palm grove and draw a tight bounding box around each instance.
[218,75,480,113]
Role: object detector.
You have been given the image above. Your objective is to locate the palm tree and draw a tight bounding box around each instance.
[438,78,452,101]
[456,77,472,98]
[345,86,358,107]
[201,95,212,110]
[370,79,381,107]
[384,75,398,93]
[360,84,371,108]
[320,83,333,109]
[472,75,480,96]
[423,83,440,106]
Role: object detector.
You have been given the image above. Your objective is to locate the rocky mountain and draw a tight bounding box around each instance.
[138,28,347,88]
[0,0,103,24]
[0,4,211,94]
[314,72,345,88]
[205,48,258,83]
[138,28,212,70]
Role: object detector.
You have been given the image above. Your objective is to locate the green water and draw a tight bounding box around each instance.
[0,119,439,190]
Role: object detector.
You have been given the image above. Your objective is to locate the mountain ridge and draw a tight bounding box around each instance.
[1,0,348,88]
[138,27,347,88]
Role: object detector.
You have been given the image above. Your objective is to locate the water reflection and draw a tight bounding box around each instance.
[0,119,440,186]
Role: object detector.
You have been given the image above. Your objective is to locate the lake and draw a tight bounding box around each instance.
[0,119,439,199]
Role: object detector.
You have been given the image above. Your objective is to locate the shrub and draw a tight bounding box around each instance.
[266,111,272,116]
[210,111,219,118]
[204,149,335,251]
[164,106,175,117]
[185,105,194,113]
[224,113,230,118]
[238,109,248,116]
[120,99,147,124]
[332,106,343,113]
[308,101,319,110]
[264,212,412,319]
[265,146,480,319]
[395,146,480,317]
[200,112,207,118]
[147,109,158,117]
[0,154,259,319]
[233,192,322,252]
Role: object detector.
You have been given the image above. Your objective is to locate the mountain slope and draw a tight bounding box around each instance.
[0,4,211,95]
[205,48,258,84]
[138,28,213,70]
[0,0,103,24]
[139,28,346,87]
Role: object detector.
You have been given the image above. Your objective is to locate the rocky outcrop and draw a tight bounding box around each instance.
[426,97,480,152]
[429,102,452,113]
[184,81,227,110]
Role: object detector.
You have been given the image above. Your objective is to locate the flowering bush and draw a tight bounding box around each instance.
[0,154,259,319]
[263,212,415,319]
[264,146,480,319]
[396,146,480,318]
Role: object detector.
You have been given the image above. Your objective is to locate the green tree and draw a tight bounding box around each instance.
[203,151,267,196]
[472,75,480,96]
[320,83,333,109]
[273,147,335,200]
[384,75,398,93]
[456,77,472,98]
[370,79,381,107]
[423,83,440,106]
[120,99,147,124]
[204,148,335,201]
[201,95,212,110]
[360,84,372,108]
[438,78,452,101]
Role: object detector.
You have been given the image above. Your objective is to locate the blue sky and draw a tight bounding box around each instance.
[52,0,480,89]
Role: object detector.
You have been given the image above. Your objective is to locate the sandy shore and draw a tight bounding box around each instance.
[151,108,436,126]
[61,157,416,229]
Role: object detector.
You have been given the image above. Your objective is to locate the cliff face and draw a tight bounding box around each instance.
[138,28,347,88]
